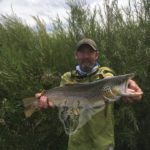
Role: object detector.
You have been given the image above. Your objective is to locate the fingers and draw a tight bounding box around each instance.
[35,92,53,108]
[128,80,143,93]
[123,92,143,103]
[35,93,42,98]
[39,96,49,108]
[130,92,143,97]
[127,88,143,96]
[126,80,143,102]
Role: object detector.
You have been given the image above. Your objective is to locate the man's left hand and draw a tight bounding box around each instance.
[123,79,143,103]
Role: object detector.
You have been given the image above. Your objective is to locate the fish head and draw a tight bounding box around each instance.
[116,73,143,97]
[102,73,135,101]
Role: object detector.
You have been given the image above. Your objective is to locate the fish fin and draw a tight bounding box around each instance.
[23,97,39,118]
[59,107,80,135]
[58,105,105,135]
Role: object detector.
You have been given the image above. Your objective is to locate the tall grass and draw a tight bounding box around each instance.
[0,0,150,149]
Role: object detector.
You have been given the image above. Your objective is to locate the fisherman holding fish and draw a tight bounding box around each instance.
[35,38,143,150]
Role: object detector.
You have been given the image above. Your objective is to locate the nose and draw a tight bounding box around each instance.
[82,51,90,59]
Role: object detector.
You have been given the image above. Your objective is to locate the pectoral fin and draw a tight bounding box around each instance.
[58,105,105,135]
[59,107,80,135]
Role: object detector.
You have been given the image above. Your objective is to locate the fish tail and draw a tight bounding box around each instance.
[23,97,39,118]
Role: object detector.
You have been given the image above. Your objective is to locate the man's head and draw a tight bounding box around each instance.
[75,38,99,72]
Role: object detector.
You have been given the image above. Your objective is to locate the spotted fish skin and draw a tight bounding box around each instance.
[23,73,136,134]
[42,73,135,108]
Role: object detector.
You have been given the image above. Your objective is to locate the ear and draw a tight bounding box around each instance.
[74,51,78,59]
[95,51,99,60]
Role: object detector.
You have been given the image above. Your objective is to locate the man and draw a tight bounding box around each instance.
[36,38,143,150]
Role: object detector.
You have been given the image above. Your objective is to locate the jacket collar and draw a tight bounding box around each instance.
[75,62,100,77]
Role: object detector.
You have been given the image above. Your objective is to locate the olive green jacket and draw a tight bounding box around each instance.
[60,67,115,150]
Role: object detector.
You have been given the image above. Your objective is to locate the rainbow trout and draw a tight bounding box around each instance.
[23,73,139,134]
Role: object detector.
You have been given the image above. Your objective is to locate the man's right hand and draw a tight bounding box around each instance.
[35,93,54,108]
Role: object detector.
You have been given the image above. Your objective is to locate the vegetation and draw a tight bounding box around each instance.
[0,0,149,149]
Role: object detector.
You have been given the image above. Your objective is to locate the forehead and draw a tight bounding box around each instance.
[77,44,95,52]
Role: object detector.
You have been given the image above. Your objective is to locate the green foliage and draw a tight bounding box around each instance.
[0,0,150,149]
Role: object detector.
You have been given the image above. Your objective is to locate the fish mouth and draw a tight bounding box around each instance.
[121,73,135,96]
[125,73,135,88]
[102,73,136,100]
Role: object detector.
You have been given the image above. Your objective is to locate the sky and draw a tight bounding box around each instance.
[0,0,130,27]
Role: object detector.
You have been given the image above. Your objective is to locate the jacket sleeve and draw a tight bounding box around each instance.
[59,72,72,87]
[99,67,115,78]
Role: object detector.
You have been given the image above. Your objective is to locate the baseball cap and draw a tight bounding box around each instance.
[76,38,97,51]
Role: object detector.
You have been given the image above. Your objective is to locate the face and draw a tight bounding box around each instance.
[75,45,99,72]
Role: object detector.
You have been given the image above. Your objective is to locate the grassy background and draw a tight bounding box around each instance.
[0,0,150,149]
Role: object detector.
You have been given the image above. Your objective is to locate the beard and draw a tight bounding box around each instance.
[79,61,95,73]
